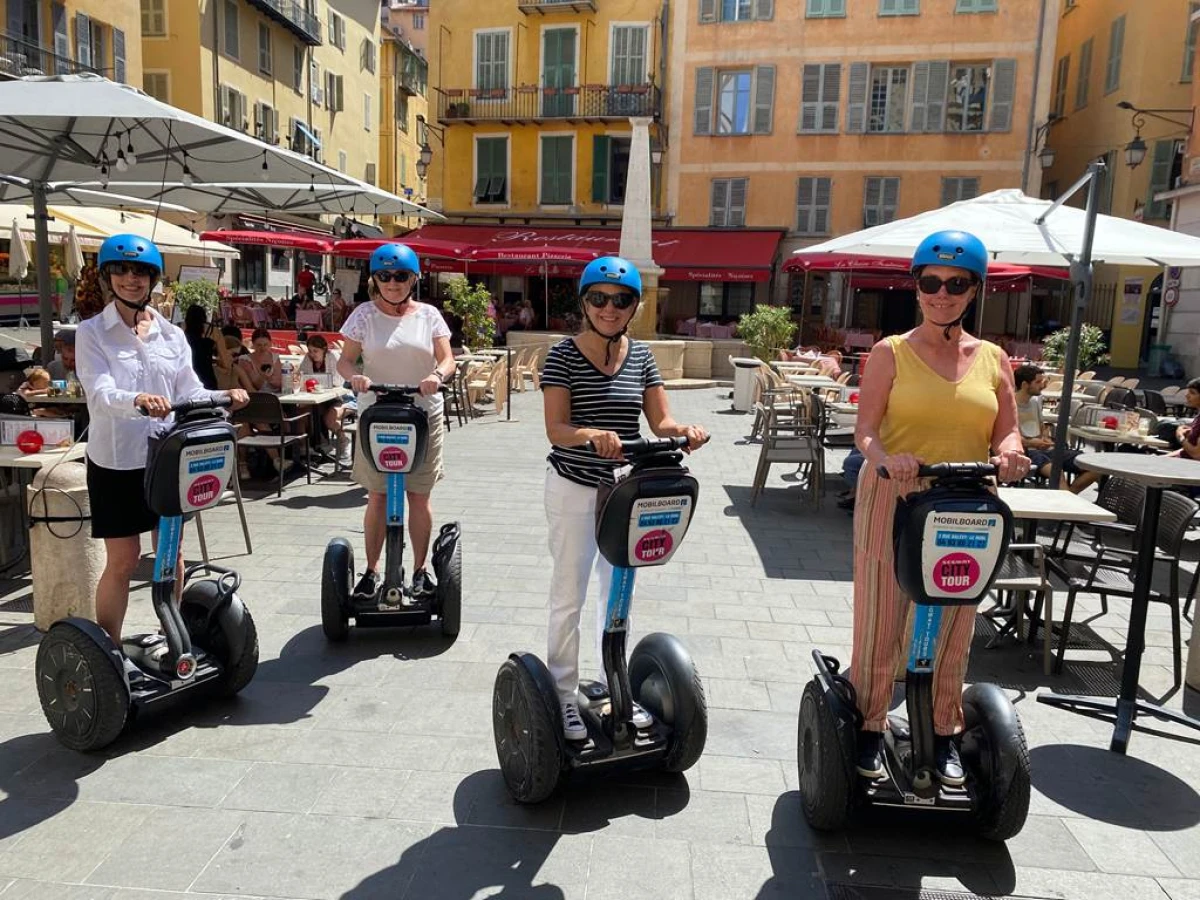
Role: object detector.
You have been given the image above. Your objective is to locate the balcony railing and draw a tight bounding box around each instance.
[437,83,660,123]
[0,31,100,79]
[245,0,322,45]
[518,0,597,13]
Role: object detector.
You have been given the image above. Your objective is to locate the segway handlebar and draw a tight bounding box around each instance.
[583,435,710,455]
[137,396,233,416]
[876,461,999,480]
[366,383,448,395]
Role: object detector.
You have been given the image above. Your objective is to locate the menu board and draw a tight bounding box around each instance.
[0,417,73,446]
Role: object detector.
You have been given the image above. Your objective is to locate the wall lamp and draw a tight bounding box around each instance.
[1117,100,1196,169]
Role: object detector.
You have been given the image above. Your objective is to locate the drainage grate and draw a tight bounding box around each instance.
[0,594,33,613]
[827,886,1053,900]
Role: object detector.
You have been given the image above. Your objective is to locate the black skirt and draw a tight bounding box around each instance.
[86,457,159,539]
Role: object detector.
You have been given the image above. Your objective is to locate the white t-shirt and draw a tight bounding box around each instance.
[1017,394,1043,440]
[340,301,450,415]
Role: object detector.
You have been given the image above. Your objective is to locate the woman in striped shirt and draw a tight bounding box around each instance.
[542,255,708,741]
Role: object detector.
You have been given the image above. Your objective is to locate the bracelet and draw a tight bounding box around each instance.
[433,369,446,383]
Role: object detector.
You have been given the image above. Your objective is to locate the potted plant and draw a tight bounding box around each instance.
[174,279,221,321]
[737,304,798,363]
[1040,324,1110,371]
[443,275,496,351]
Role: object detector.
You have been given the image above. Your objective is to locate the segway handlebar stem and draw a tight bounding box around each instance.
[876,462,999,480]
[367,384,448,396]
[582,435,709,455]
[137,396,233,417]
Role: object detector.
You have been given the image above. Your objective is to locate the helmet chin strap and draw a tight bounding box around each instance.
[377,279,416,310]
[583,306,634,366]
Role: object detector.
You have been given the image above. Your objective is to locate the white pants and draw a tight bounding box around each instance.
[545,469,630,703]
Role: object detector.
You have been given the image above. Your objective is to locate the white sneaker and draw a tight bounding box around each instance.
[630,702,653,729]
[561,701,588,741]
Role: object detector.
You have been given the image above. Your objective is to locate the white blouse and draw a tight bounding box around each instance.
[76,302,222,471]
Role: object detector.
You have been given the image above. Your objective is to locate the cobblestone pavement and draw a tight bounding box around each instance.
[1,386,1199,900]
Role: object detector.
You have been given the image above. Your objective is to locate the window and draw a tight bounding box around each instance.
[710,177,748,226]
[879,0,919,15]
[863,176,899,226]
[796,177,832,235]
[1051,54,1069,117]
[717,70,752,134]
[254,102,277,143]
[52,5,70,75]
[694,65,775,135]
[327,11,345,50]
[1042,179,1058,200]
[945,64,989,132]
[540,135,573,205]
[1147,140,1181,219]
[1104,15,1124,94]
[806,0,846,18]
[413,12,425,28]
[325,72,344,111]
[338,150,347,172]
[397,91,409,131]
[955,0,997,10]
[475,30,510,92]
[940,177,979,205]
[258,23,272,75]
[610,25,648,86]
[699,283,754,319]
[1075,38,1092,108]
[474,136,508,204]
[361,38,376,74]
[113,28,126,83]
[363,93,372,132]
[140,0,165,36]
[867,66,908,132]
[222,0,238,58]
[365,163,376,186]
[721,0,752,19]
[1184,4,1199,82]
[591,135,631,204]
[74,12,91,69]
[290,117,321,158]
[143,71,169,103]
[91,20,106,73]
[698,0,774,21]
[219,84,247,130]
[799,64,840,132]
[293,45,305,92]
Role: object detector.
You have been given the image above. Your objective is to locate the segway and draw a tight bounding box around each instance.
[797,462,1031,841]
[35,398,259,752]
[493,436,708,803]
[321,384,461,641]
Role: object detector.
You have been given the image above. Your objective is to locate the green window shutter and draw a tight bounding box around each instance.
[694,66,714,135]
[752,65,775,134]
[75,12,91,68]
[754,0,774,19]
[710,179,728,226]
[1147,140,1176,219]
[956,0,977,10]
[113,28,126,83]
[988,59,1017,132]
[901,0,919,11]
[846,62,870,132]
[879,0,899,13]
[728,178,747,227]
[796,177,815,232]
[829,0,846,12]
[699,0,717,22]
[909,62,930,132]
[592,135,611,203]
[541,136,572,204]
[1076,38,1092,109]
[1105,15,1125,93]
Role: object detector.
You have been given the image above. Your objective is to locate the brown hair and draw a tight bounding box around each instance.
[307,334,328,351]
[250,328,272,344]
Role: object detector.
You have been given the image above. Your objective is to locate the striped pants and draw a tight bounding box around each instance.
[849,467,976,736]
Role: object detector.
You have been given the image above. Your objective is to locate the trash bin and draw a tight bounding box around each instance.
[730,357,763,413]
[1147,343,1172,376]
[28,462,102,631]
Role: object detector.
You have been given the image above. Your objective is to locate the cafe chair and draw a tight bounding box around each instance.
[983,542,1055,674]
[750,405,824,507]
[232,392,312,497]
[194,467,253,561]
[1047,486,1198,686]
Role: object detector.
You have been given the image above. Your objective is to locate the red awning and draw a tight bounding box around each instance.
[199,230,333,253]
[785,251,1069,282]
[409,224,785,282]
[468,245,601,265]
[331,237,478,260]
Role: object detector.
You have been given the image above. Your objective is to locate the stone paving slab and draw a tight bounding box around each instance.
[0,387,1198,899]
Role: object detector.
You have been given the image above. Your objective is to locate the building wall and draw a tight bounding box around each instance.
[386,0,428,56]
[379,28,429,233]
[667,0,1059,302]
[2,0,143,85]
[428,0,666,219]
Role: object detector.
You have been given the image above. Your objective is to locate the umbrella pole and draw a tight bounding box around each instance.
[32,183,55,359]
[1049,159,1104,488]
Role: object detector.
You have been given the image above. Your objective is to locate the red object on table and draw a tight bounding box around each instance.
[16,430,44,454]
[305,378,319,393]
[849,392,860,404]
[1102,416,1119,430]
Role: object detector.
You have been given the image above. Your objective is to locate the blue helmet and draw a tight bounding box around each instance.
[911,230,988,281]
[579,256,642,298]
[369,242,420,277]
[98,233,163,276]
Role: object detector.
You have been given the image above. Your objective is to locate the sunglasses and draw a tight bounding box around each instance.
[916,275,976,296]
[374,270,414,283]
[107,262,157,278]
[583,290,637,310]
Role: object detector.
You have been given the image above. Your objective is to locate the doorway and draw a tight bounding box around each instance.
[541,27,577,117]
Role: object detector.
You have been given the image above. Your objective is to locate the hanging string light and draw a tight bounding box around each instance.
[99,159,110,188]
[125,133,138,166]
[260,150,270,181]
[181,150,194,187]
[115,131,130,173]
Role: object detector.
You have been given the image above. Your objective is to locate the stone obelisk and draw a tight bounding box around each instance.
[619,117,663,339]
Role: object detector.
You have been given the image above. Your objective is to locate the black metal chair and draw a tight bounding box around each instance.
[232,392,312,497]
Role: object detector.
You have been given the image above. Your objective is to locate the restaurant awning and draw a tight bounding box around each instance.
[198,229,333,253]
[409,224,785,282]
[331,236,478,260]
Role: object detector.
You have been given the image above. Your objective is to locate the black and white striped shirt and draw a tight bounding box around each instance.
[541,338,664,488]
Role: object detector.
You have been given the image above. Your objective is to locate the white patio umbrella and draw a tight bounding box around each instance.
[8,217,30,325]
[0,73,365,354]
[61,223,84,321]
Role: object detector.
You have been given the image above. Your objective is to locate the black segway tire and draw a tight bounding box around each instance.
[492,655,564,804]
[797,680,854,831]
[214,606,259,697]
[321,539,353,642]
[433,523,462,638]
[629,632,708,773]
[962,683,1031,841]
[36,623,128,752]
[181,584,260,697]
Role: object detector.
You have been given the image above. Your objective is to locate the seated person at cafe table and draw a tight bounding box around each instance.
[238,328,283,392]
[300,334,352,464]
[46,329,78,384]
[1013,364,1100,493]
[1168,378,1200,459]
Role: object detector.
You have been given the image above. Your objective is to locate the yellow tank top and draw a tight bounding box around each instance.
[878,335,1001,465]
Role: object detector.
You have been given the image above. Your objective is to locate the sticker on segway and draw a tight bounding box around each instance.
[627,496,691,567]
[177,440,235,513]
[920,511,1004,601]
[369,422,417,473]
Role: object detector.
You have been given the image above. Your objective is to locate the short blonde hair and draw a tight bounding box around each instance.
[24,366,50,387]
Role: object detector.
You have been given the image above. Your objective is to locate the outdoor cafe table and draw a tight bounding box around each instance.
[1036,453,1200,753]
[786,374,840,389]
[278,388,352,467]
[0,442,87,574]
[24,395,87,407]
[1069,425,1169,451]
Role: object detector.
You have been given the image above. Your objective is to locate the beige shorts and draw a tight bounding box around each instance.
[352,411,444,495]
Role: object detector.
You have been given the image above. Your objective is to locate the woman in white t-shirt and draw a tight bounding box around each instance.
[337,243,455,603]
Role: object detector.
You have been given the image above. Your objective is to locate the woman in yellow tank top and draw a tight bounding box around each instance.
[850,230,1029,786]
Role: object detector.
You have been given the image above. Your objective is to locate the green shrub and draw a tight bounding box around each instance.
[173,279,221,319]
[1040,324,1110,371]
[737,305,797,362]
[443,275,496,351]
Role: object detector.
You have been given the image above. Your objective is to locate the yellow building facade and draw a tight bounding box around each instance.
[427,0,667,221]
[2,0,141,86]
[379,11,428,233]
[1042,0,1195,367]
[669,0,1060,308]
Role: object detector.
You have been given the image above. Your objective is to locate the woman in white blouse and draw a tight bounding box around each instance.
[75,234,248,644]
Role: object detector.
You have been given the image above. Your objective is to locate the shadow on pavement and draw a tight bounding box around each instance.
[341,768,691,900]
[267,485,368,511]
[719,484,854,582]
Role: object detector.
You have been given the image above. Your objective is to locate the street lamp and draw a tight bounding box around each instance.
[1032,114,1058,170]
[1124,134,1148,170]
[1116,100,1195,169]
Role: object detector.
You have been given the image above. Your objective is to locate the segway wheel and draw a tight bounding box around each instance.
[492,656,564,804]
[214,607,260,697]
[321,539,353,643]
[35,623,128,752]
[797,680,854,831]
[962,683,1031,842]
[629,632,708,773]
[433,523,462,638]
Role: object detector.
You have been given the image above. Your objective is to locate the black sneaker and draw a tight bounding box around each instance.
[352,570,380,601]
[410,568,437,598]
[935,736,966,786]
[856,730,885,779]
